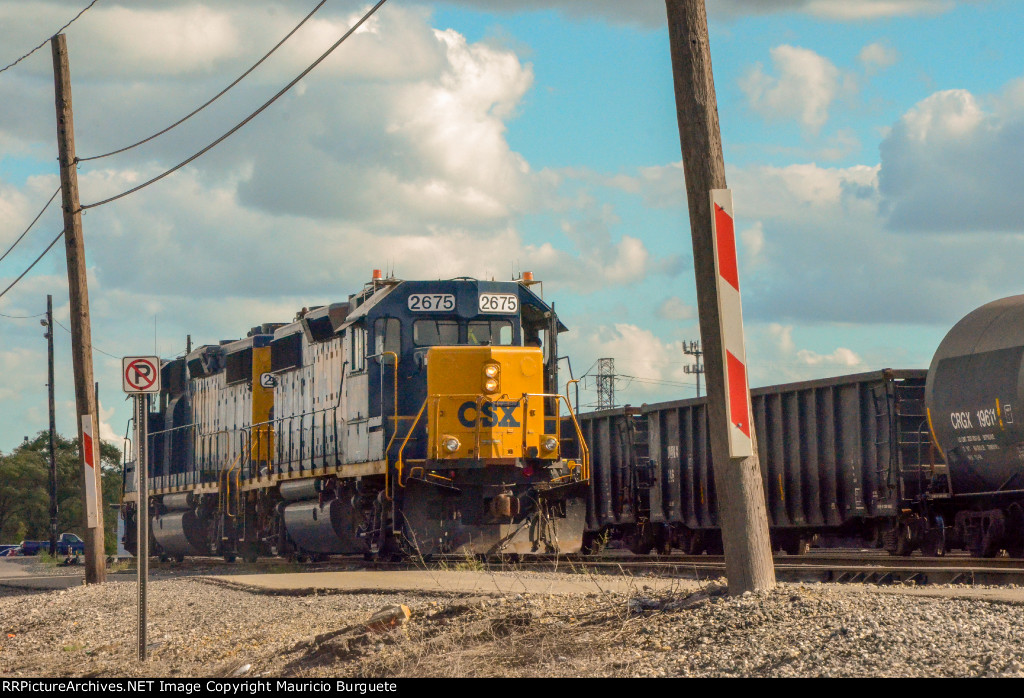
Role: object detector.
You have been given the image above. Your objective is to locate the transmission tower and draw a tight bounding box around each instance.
[683,340,705,397]
[596,357,616,410]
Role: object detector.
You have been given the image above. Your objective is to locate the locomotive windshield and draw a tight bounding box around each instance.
[411,318,514,347]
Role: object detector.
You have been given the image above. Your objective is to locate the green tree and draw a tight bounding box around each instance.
[0,432,123,553]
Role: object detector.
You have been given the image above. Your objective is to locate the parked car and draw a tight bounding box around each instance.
[18,540,48,556]
[56,533,85,556]
[18,534,86,556]
[0,544,21,556]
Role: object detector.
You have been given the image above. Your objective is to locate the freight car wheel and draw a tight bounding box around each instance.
[782,537,811,556]
[893,524,914,557]
[174,554,184,563]
[680,530,705,555]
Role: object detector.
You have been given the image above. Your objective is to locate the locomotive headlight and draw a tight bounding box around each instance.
[482,363,500,393]
[542,436,558,453]
[442,436,461,454]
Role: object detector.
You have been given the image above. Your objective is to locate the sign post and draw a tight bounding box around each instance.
[123,356,160,661]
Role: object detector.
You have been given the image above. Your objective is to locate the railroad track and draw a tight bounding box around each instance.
[135,548,1024,587]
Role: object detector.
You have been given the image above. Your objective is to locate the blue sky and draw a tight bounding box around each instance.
[2,0,1023,450]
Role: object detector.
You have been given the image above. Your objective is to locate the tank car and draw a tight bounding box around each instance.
[120,273,589,561]
[925,294,1024,556]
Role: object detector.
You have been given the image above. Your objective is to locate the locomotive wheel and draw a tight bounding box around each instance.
[921,529,946,557]
[174,554,185,563]
[223,553,236,563]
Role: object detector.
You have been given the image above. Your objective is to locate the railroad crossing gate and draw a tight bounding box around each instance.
[710,189,754,459]
[122,356,161,394]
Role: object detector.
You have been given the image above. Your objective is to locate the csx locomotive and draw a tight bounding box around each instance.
[121,273,589,561]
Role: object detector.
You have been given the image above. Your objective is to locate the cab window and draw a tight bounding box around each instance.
[350,327,366,371]
[467,320,513,346]
[374,318,401,363]
[413,320,459,346]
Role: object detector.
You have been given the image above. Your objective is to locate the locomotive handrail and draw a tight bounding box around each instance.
[395,398,430,493]
[219,452,243,519]
[395,393,487,490]
[394,390,589,489]
[378,350,403,462]
[524,392,589,482]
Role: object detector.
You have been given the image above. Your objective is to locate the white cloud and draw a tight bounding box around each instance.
[739,222,765,264]
[801,0,955,20]
[746,323,865,386]
[431,0,967,24]
[878,85,1024,232]
[859,42,899,73]
[656,296,697,322]
[565,323,698,403]
[740,45,849,133]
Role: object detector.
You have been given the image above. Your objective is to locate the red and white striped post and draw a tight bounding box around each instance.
[710,189,753,459]
[80,415,100,528]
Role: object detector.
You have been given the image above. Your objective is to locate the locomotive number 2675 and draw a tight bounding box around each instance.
[408,294,456,311]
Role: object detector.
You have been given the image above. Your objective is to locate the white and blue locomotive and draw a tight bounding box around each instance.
[121,273,590,561]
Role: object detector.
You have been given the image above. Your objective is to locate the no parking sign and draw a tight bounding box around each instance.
[122,356,161,394]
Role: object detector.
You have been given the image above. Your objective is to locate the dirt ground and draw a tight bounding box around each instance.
[4,557,1024,677]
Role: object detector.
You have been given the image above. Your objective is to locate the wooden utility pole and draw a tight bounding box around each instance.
[664,0,775,594]
[45,295,58,557]
[51,33,105,584]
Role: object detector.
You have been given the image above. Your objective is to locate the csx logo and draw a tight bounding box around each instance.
[457,401,521,428]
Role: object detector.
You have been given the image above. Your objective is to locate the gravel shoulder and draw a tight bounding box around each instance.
[3,567,1024,677]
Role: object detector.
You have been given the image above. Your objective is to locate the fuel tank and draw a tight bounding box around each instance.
[282,499,366,554]
[926,295,1024,495]
[152,510,209,557]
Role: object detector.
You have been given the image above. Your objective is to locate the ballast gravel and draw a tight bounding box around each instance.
[2,571,1024,677]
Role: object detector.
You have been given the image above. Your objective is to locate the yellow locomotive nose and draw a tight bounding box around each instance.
[426,345,551,461]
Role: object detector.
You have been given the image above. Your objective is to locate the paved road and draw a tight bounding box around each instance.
[0,558,84,591]
[207,568,1024,605]
[207,569,698,596]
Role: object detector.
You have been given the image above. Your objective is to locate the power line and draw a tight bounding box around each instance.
[52,318,120,360]
[618,375,697,390]
[0,229,65,302]
[0,186,61,265]
[80,0,390,211]
[78,0,327,162]
[0,0,98,75]
[0,310,46,319]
